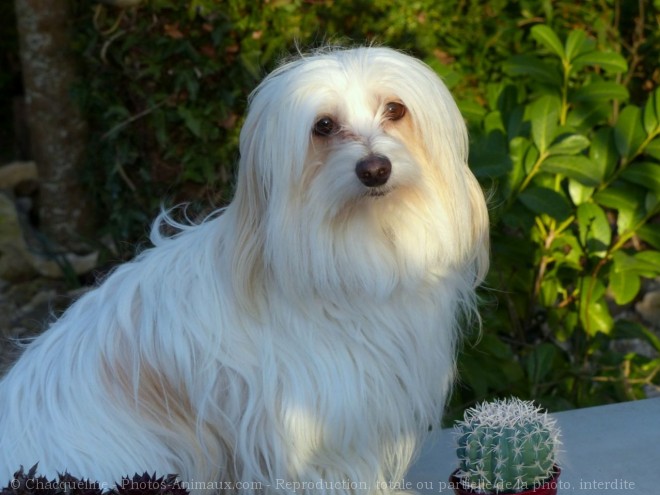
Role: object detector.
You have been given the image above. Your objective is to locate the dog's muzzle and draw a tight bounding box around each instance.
[355,154,391,188]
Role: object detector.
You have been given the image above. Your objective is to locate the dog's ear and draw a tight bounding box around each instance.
[228,77,314,313]
[400,55,489,288]
[228,110,271,314]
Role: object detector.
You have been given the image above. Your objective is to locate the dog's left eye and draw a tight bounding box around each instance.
[313,117,338,137]
[383,102,406,121]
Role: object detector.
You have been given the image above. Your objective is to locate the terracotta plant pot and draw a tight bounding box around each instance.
[449,466,561,495]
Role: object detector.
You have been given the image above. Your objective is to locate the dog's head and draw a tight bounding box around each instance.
[231,47,488,302]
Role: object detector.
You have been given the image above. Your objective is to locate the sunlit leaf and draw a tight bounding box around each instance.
[577,202,611,256]
[608,270,640,305]
[540,276,560,307]
[571,51,628,74]
[568,180,595,205]
[548,134,590,155]
[582,298,614,336]
[594,183,645,233]
[531,25,565,59]
[612,251,660,277]
[636,251,660,274]
[578,278,609,337]
[542,155,601,186]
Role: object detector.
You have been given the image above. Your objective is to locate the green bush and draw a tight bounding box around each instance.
[67,1,659,412]
[451,24,660,418]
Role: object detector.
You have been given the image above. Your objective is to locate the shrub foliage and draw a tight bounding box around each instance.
[453,23,660,417]
[63,1,660,413]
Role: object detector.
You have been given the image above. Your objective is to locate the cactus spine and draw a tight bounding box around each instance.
[454,398,561,494]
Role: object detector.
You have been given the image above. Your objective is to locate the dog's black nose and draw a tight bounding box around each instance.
[355,155,391,188]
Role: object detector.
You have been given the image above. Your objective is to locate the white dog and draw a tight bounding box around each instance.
[0,47,488,493]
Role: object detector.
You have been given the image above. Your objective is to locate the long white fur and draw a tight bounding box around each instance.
[0,47,489,493]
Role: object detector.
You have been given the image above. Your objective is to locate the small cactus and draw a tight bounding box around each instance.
[454,397,561,494]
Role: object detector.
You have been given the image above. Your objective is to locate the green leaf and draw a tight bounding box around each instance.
[590,127,618,180]
[523,140,540,175]
[152,109,168,147]
[239,51,262,80]
[541,155,601,186]
[568,179,595,205]
[584,276,607,301]
[594,183,644,233]
[548,134,590,155]
[644,190,658,212]
[612,251,660,277]
[570,82,629,103]
[551,231,584,269]
[427,59,461,89]
[577,202,611,256]
[614,105,646,159]
[582,298,614,336]
[621,162,660,193]
[519,186,572,221]
[608,270,640,305]
[505,105,526,141]
[565,29,590,61]
[526,343,559,384]
[479,333,515,360]
[531,25,565,59]
[508,136,531,193]
[457,99,487,123]
[637,251,660,274]
[638,224,660,249]
[459,335,518,397]
[642,87,660,134]
[484,111,505,134]
[529,95,560,153]
[177,107,202,137]
[496,84,519,115]
[505,55,562,85]
[540,276,560,307]
[645,138,660,160]
[470,131,512,179]
[566,103,612,130]
[571,51,628,74]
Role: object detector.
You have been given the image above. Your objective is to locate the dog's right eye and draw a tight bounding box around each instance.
[313,117,337,137]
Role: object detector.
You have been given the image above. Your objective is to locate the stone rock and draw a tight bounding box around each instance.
[0,191,98,281]
[0,161,38,191]
[0,192,35,281]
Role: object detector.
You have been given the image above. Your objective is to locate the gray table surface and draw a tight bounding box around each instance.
[407,397,660,493]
